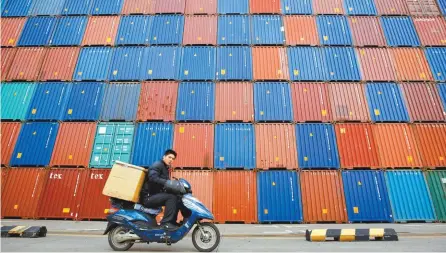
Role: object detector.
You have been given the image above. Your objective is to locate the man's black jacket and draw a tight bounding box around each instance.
[140,160,169,198]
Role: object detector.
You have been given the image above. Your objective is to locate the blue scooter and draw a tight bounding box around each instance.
[103,178,221,252]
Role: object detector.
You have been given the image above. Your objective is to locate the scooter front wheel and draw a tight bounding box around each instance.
[108,226,134,251]
[192,222,220,252]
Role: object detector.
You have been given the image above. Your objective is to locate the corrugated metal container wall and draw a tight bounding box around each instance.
[406,0,441,16]
[1,18,26,47]
[391,48,433,81]
[373,124,422,168]
[413,124,446,168]
[257,171,303,222]
[335,124,380,168]
[218,0,249,14]
[63,82,105,121]
[324,47,361,81]
[183,15,217,45]
[18,17,56,46]
[180,47,216,81]
[374,0,410,15]
[438,83,446,114]
[425,171,446,221]
[50,123,97,168]
[348,17,386,47]
[143,46,181,80]
[250,0,281,14]
[1,168,48,218]
[313,0,345,14]
[316,16,353,46]
[213,171,257,223]
[62,0,93,15]
[82,16,120,46]
[356,48,396,81]
[1,82,37,121]
[1,123,21,166]
[438,0,446,15]
[217,15,250,45]
[300,171,347,223]
[154,0,186,13]
[137,81,178,122]
[78,169,111,220]
[1,48,17,80]
[10,122,59,167]
[150,15,184,45]
[343,0,377,15]
[6,47,46,81]
[50,16,88,46]
[365,82,409,122]
[0,168,8,193]
[121,0,154,14]
[176,82,215,121]
[386,170,436,222]
[283,16,318,46]
[116,15,152,46]
[287,47,327,81]
[254,82,293,122]
[251,15,285,45]
[255,124,298,169]
[281,0,313,14]
[28,0,65,15]
[132,123,174,167]
[100,83,141,121]
[291,82,332,122]
[108,47,145,81]
[381,17,420,47]
[73,47,113,81]
[39,47,80,81]
[295,124,340,169]
[2,0,32,17]
[90,0,124,15]
[185,0,217,14]
[252,47,289,80]
[26,82,72,121]
[173,123,214,168]
[413,17,446,46]
[400,83,445,122]
[426,47,446,82]
[214,123,256,169]
[216,46,253,80]
[215,82,254,122]
[342,171,393,222]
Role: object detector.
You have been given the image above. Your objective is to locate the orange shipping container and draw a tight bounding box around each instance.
[183,15,217,45]
[1,18,26,47]
[291,82,331,122]
[328,82,370,122]
[400,82,445,122]
[300,170,347,223]
[356,48,396,81]
[390,48,433,81]
[78,169,111,220]
[121,0,154,14]
[313,0,344,14]
[82,16,120,46]
[413,124,446,168]
[252,47,289,80]
[1,122,21,166]
[1,168,8,193]
[250,0,281,14]
[6,47,45,81]
[374,0,410,15]
[349,17,386,47]
[215,82,254,122]
[283,16,319,46]
[154,0,186,13]
[1,48,17,80]
[213,171,257,223]
[173,124,214,168]
[413,17,446,46]
[185,0,217,14]
[137,81,178,122]
[39,47,80,81]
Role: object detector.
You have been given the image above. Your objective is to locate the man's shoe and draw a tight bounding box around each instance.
[162,222,179,231]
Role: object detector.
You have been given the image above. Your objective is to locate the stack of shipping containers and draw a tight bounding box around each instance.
[1,0,445,223]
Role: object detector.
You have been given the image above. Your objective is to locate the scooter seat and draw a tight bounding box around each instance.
[134,204,162,215]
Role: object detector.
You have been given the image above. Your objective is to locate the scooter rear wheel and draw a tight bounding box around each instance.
[108,226,134,251]
[192,222,220,252]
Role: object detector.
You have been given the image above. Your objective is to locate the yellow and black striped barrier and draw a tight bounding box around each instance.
[1,226,47,238]
[306,228,398,242]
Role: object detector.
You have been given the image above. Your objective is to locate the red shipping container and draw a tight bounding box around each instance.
[173,124,214,168]
[255,124,298,169]
[400,82,445,122]
[213,171,257,223]
[349,17,386,47]
[1,122,21,166]
[406,0,441,16]
[373,124,422,168]
[390,48,433,81]
[1,48,17,80]
[37,168,88,219]
[215,82,254,122]
[413,17,446,46]
[283,16,319,46]
[413,124,446,168]
[39,47,80,81]
[137,81,178,122]
[6,47,45,81]
[291,82,332,122]
[183,15,217,45]
[301,170,347,223]
[250,0,281,14]
[1,18,26,47]
[78,169,111,220]
[252,47,289,80]
[1,168,48,218]
[185,0,217,14]
[328,82,370,122]
[356,48,396,81]
[82,16,120,46]
[313,0,344,14]
[154,0,186,13]
[0,167,8,193]
[50,123,97,168]
[121,0,154,14]
[375,0,410,15]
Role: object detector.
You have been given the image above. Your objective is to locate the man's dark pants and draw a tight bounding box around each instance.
[142,193,191,224]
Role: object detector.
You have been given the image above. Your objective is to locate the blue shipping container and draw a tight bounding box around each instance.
[257,171,303,222]
[317,16,353,46]
[150,15,184,45]
[216,46,253,81]
[218,0,249,14]
[180,47,216,80]
[143,46,181,80]
[116,15,152,45]
[18,17,57,46]
[10,122,59,167]
[342,171,393,222]
[251,15,285,45]
[2,0,32,17]
[90,0,123,15]
[108,47,146,81]
[254,82,293,122]
[281,0,313,14]
[176,82,215,121]
[386,170,436,222]
[381,17,420,47]
[438,83,446,111]
[365,82,409,122]
[50,16,88,46]
[100,83,141,121]
[62,0,93,15]
[343,0,377,15]
[214,123,256,169]
[218,15,250,45]
[26,82,72,121]
[323,47,361,81]
[132,123,174,167]
[295,123,340,168]
[425,47,446,82]
[73,47,113,81]
[0,0,7,13]
[438,0,446,15]
[63,82,105,121]
[287,47,328,81]
[29,0,65,16]
[1,82,37,121]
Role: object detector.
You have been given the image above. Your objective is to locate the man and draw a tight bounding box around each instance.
[140,149,191,231]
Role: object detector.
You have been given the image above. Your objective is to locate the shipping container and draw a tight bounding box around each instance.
[216,46,253,80]
[180,47,216,81]
[73,47,113,81]
[251,15,285,45]
[10,122,59,167]
[438,0,446,15]
[78,169,111,220]
[426,47,446,82]
[218,0,249,14]
[281,0,312,14]
[213,171,257,223]
[413,124,446,168]
[291,82,331,122]
[283,16,318,46]
[1,82,37,121]
[335,124,380,168]
[6,47,45,81]
[300,170,347,223]
[89,122,135,168]
[373,124,422,168]
[137,81,178,122]
[215,82,254,122]
[252,47,289,80]
[255,124,298,169]
[287,47,327,81]
[90,0,124,15]
[82,16,120,46]
[154,0,186,13]
[342,171,393,222]
[1,18,26,47]
[149,15,184,45]
[115,15,152,46]
[316,16,353,46]
[1,123,21,166]
[1,48,17,80]
[257,171,303,222]
[254,82,293,122]
[121,0,154,14]
[313,0,344,14]
[406,0,441,16]
[176,82,215,121]
[62,0,93,15]
[214,123,256,169]
[217,15,251,45]
[365,82,409,122]
[100,83,141,121]
[108,47,145,81]
[26,82,72,121]
[343,0,377,15]
[385,170,436,222]
[173,123,214,168]
[2,0,32,17]
[323,47,361,81]
[50,16,88,46]
[17,17,56,46]
[438,83,446,113]
[50,123,97,168]
[28,0,65,15]
[425,171,446,221]
[183,15,217,45]
[143,46,181,80]
[381,17,420,47]
[356,48,396,81]
[413,17,446,46]
[250,0,281,14]
[400,83,445,122]
[63,82,106,121]
[1,168,48,218]
[348,17,386,47]
[374,0,409,15]
[391,48,433,81]
[39,47,80,81]
[132,122,174,167]
[185,0,217,14]
[0,167,8,192]
[327,82,370,122]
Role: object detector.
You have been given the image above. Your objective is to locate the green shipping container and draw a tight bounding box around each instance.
[1,82,37,121]
[89,122,135,168]
[426,171,446,221]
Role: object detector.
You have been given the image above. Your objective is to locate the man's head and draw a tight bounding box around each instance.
[162,149,177,166]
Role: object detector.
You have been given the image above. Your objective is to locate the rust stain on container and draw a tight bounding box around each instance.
[183,15,217,45]
[78,169,111,220]
[1,18,26,47]
[301,170,347,223]
[215,82,254,122]
[313,0,345,14]
[1,48,17,80]
[1,123,22,166]
[356,48,396,81]
[284,16,319,46]
[82,16,120,46]
[375,0,409,15]
[250,0,281,14]
[213,171,257,223]
[39,47,80,81]
[154,0,186,13]
[291,82,331,122]
[122,0,154,14]
[400,82,445,122]
[252,47,289,81]
[413,124,446,168]
[406,0,441,16]
[349,17,386,47]
[413,17,446,46]
[328,82,370,122]
[390,48,433,81]
[137,81,178,122]
[185,0,217,14]
[6,47,45,81]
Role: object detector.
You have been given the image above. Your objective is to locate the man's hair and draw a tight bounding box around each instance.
[164,149,177,157]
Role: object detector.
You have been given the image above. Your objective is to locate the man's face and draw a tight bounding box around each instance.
[163,154,176,166]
